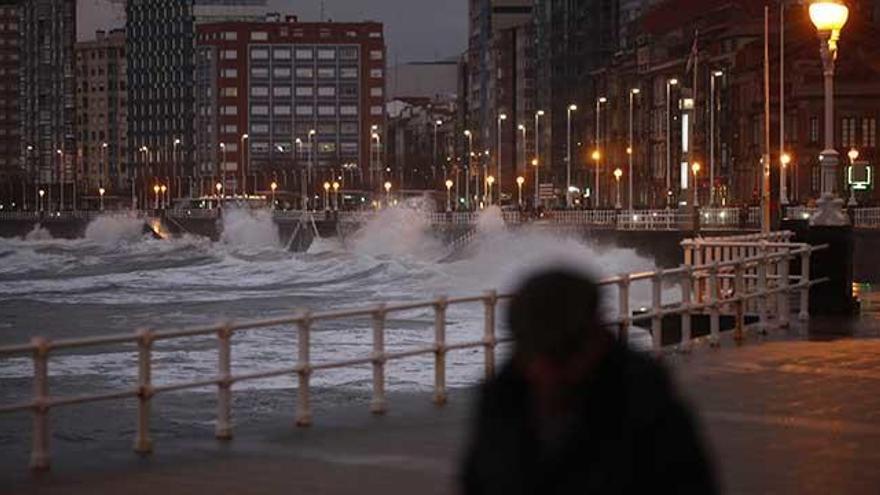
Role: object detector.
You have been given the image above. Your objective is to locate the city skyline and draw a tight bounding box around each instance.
[77,0,467,63]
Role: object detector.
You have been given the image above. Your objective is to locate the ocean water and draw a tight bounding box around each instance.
[0,205,659,402]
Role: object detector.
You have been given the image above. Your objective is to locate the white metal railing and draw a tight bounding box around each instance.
[166,209,220,220]
[785,206,816,221]
[698,207,759,230]
[617,210,689,230]
[0,211,104,221]
[550,210,617,226]
[854,207,880,229]
[0,234,826,471]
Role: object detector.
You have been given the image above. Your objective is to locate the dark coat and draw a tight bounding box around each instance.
[462,343,718,495]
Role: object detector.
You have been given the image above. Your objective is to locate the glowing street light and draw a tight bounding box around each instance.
[98,187,106,211]
[594,97,607,208]
[809,0,850,225]
[323,181,331,211]
[153,184,161,210]
[215,181,223,209]
[332,181,340,211]
[497,113,507,205]
[160,184,167,209]
[38,188,45,212]
[566,104,577,208]
[590,150,602,209]
[691,162,702,207]
[613,168,623,209]
[516,176,525,207]
[628,88,640,210]
[534,110,545,206]
[666,78,679,208]
[848,147,860,206]
[270,181,278,208]
[384,181,392,206]
[445,179,454,212]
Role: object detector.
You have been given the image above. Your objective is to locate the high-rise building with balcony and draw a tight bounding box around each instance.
[125,0,267,202]
[20,0,76,195]
[75,29,127,193]
[194,16,386,194]
[0,2,20,189]
[466,0,534,201]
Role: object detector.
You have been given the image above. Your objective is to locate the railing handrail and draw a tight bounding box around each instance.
[0,232,826,470]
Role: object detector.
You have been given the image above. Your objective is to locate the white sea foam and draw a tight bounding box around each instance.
[0,203,660,391]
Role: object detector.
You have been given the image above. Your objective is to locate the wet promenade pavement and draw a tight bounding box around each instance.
[5,287,880,494]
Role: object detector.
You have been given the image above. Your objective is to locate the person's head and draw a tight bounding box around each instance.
[507,269,607,384]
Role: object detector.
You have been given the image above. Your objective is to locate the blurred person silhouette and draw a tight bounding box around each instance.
[462,269,717,494]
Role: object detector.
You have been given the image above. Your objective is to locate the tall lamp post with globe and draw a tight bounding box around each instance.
[809,0,849,226]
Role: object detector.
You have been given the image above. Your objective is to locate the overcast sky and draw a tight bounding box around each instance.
[77,0,467,63]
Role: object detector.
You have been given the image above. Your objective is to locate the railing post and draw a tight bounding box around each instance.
[734,263,746,343]
[757,242,769,334]
[680,266,693,352]
[29,337,50,471]
[651,270,663,352]
[216,324,233,440]
[296,311,312,427]
[778,250,791,328]
[617,274,630,343]
[709,263,721,347]
[371,304,387,415]
[483,291,497,380]
[433,297,448,405]
[134,329,154,454]
[799,249,812,321]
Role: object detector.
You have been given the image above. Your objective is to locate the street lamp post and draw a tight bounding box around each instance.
[323,182,331,211]
[516,176,525,207]
[384,181,392,207]
[100,142,108,197]
[160,184,167,209]
[332,181,340,211]
[847,148,859,206]
[497,113,507,205]
[98,187,105,212]
[809,0,849,226]
[56,149,63,211]
[215,182,223,208]
[38,189,44,212]
[781,152,792,207]
[591,150,601,208]
[692,162,701,207]
[464,130,473,210]
[240,134,249,197]
[613,168,623,209]
[595,97,607,208]
[534,110,544,206]
[219,143,227,199]
[270,181,277,209]
[153,184,160,210]
[710,71,723,206]
[628,88,640,210]
[566,104,577,208]
[433,120,442,182]
[445,179,453,212]
[307,129,316,210]
[666,79,679,208]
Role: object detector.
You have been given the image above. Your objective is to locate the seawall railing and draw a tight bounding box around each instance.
[0,231,826,471]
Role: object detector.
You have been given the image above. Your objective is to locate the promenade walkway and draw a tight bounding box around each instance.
[4,290,880,494]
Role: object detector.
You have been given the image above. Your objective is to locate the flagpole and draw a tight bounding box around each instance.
[762,5,772,233]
